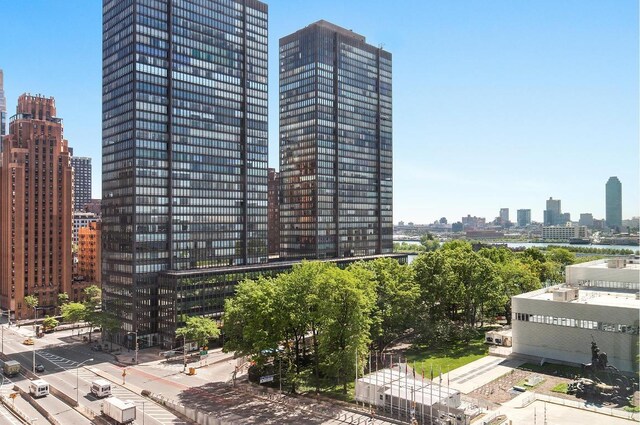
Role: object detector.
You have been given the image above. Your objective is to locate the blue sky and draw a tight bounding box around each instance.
[1,0,637,223]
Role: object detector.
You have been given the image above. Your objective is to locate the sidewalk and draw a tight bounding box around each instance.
[113,345,235,370]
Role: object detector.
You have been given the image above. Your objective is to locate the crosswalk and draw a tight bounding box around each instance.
[37,350,187,425]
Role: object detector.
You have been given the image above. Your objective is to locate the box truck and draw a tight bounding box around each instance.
[3,360,21,377]
[101,397,136,424]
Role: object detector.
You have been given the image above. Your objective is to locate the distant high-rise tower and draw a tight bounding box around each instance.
[605,177,622,230]
[279,20,393,259]
[499,208,509,224]
[517,209,531,227]
[0,94,73,319]
[0,70,6,136]
[267,168,280,256]
[102,0,268,344]
[71,156,92,210]
[544,197,562,226]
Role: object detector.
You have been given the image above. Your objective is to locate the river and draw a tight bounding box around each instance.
[395,239,638,252]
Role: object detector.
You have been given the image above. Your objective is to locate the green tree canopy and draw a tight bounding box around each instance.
[57,292,69,305]
[420,233,440,252]
[349,257,418,349]
[175,316,220,347]
[61,302,87,324]
[42,316,59,331]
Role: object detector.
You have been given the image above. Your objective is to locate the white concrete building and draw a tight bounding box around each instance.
[512,258,639,372]
[542,224,589,240]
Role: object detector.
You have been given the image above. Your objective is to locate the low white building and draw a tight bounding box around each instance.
[542,224,589,240]
[512,258,639,372]
[355,368,478,425]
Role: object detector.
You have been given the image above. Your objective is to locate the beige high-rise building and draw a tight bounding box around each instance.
[0,94,73,320]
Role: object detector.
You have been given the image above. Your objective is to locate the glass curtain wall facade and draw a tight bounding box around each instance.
[279,20,392,259]
[102,0,268,346]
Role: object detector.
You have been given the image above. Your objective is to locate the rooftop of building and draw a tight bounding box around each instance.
[357,368,459,406]
[522,287,639,309]
[162,253,408,277]
[568,256,640,271]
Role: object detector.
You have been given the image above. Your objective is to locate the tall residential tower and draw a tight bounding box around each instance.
[0,94,73,319]
[605,176,622,230]
[279,20,393,259]
[71,156,92,211]
[102,0,268,346]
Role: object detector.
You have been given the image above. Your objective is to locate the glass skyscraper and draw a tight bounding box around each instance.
[279,20,393,259]
[102,0,268,346]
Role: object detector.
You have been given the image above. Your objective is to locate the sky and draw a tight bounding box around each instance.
[0,0,637,224]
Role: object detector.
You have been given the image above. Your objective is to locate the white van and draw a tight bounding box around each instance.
[29,379,49,398]
[90,379,112,398]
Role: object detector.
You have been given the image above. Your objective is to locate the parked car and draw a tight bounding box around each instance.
[35,364,45,373]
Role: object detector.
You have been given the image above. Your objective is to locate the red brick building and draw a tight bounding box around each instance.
[0,94,73,319]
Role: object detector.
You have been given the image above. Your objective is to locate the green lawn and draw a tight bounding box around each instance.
[405,334,488,378]
[551,382,568,393]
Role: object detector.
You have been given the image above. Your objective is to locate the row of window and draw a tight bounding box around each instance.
[513,312,639,335]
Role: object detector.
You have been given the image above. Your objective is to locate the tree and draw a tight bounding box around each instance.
[412,242,499,341]
[546,248,576,268]
[223,276,283,361]
[61,302,87,335]
[316,266,375,394]
[24,295,38,323]
[42,316,59,332]
[349,258,418,349]
[176,316,220,372]
[82,285,102,342]
[175,316,220,347]
[495,261,541,324]
[57,292,69,315]
[83,285,101,309]
[419,233,440,252]
[95,312,121,351]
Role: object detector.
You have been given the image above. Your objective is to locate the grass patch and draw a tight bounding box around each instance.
[405,333,488,378]
[624,406,640,413]
[551,382,568,394]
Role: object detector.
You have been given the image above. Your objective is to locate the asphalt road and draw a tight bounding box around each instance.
[1,323,402,425]
[1,324,186,425]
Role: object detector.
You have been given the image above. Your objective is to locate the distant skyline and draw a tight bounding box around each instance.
[0,0,637,223]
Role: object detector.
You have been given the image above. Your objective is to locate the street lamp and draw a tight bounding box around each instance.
[32,307,38,374]
[127,331,138,364]
[76,358,93,403]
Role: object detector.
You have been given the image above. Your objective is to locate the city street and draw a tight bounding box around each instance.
[0,323,401,424]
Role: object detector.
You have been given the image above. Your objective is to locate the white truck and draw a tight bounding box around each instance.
[29,379,49,398]
[101,397,136,424]
[91,378,112,398]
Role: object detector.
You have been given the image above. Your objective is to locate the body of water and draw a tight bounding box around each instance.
[396,239,639,253]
